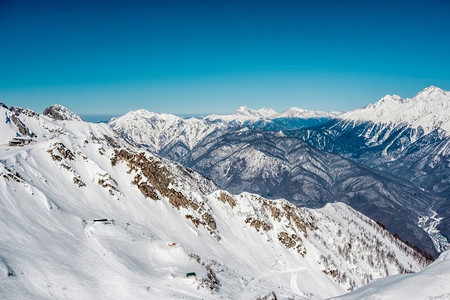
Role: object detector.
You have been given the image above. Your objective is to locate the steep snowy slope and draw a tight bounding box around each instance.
[333,250,450,300]
[0,104,431,299]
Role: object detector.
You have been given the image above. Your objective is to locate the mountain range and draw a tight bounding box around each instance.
[0,103,433,299]
[109,86,450,259]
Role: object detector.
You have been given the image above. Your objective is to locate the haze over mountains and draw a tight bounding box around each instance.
[1,86,449,299]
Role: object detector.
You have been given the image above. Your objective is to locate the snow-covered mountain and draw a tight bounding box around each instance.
[287,87,450,247]
[334,250,450,300]
[107,87,450,258]
[205,106,277,122]
[109,106,340,158]
[0,103,432,299]
[339,86,450,135]
[293,86,450,162]
[108,109,231,154]
[273,107,341,119]
[206,106,340,123]
[179,128,442,256]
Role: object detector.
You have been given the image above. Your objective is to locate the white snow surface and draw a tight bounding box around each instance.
[339,86,450,135]
[272,107,341,119]
[0,104,433,299]
[332,250,450,300]
[206,106,340,122]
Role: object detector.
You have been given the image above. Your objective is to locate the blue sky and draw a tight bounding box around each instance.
[1,0,449,116]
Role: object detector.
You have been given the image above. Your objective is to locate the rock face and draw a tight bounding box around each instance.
[43,104,83,121]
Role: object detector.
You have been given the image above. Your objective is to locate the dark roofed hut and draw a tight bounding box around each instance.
[93,219,108,223]
[9,137,33,147]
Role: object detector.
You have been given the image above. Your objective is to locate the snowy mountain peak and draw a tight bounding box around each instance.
[412,85,447,103]
[233,106,277,118]
[339,86,450,134]
[234,106,257,116]
[415,85,446,97]
[257,107,278,117]
[364,94,403,110]
[43,104,83,121]
[123,109,181,121]
[379,94,403,103]
[274,106,340,119]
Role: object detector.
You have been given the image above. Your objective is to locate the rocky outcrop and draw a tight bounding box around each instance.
[217,192,236,208]
[111,149,218,234]
[43,105,83,121]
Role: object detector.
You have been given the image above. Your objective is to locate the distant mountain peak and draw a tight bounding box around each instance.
[413,85,447,101]
[256,107,278,117]
[274,106,340,119]
[340,86,450,134]
[418,85,445,95]
[43,104,83,121]
[124,109,182,122]
[233,106,277,118]
[234,106,258,116]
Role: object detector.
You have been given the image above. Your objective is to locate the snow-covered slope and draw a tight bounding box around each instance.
[0,104,431,299]
[179,128,441,256]
[339,86,450,135]
[333,250,450,300]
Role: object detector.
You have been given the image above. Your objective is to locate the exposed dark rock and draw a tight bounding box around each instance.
[73,177,86,187]
[43,105,83,121]
[217,192,236,208]
[245,217,272,232]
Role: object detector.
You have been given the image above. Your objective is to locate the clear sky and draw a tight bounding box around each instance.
[1,0,449,116]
